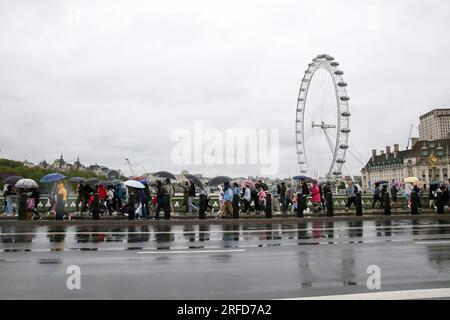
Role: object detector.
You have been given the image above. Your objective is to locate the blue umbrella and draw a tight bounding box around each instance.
[293,176,309,181]
[40,173,66,183]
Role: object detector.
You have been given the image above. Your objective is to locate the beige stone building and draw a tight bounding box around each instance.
[419,108,450,141]
[361,139,450,190]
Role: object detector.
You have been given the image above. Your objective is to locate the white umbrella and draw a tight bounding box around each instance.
[404,177,419,183]
[124,180,145,189]
[15,178,38,189]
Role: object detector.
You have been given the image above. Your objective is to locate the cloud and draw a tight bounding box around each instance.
[1,0,449,178]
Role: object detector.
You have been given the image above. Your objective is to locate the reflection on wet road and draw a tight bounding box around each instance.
[1,218,450,299]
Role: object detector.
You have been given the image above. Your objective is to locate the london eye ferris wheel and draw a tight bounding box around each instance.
[295,54,350,182]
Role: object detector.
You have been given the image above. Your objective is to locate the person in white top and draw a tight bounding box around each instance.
[242,187,253,213]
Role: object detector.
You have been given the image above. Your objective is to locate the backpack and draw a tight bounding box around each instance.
[26,198,35,210]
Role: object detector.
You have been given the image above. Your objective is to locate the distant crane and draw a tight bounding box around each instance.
[125,158,137,177]
[406,124,414,150]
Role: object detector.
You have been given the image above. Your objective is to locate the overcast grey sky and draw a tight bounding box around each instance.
[1,0,449,178]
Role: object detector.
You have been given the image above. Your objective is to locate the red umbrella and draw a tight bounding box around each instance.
[130,176,145,181]
[240,179,255,189]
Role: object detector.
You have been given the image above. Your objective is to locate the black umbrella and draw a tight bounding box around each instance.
[111,179,123,186]
[184,174,204,189]
[84,178,99,186]
[207,176,232,187]
[4,175,23,185]
[100,181,113,187]
[70,177,86,183]
[153,171,177,180]
[375,180,389,185]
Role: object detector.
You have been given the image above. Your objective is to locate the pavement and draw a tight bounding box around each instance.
[1,216,450,300]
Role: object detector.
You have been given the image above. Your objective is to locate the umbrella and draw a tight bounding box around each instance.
[15,178,38,189]
[239,179,255,189]
[153,171,177,180]
[375,180,389,185]
[124,180,145,189]
[130,176,146,181]
[40,173,66,183]
[84,178,99,186]
[430,181,443,187]
[404,177,419,183]
[70,177,86,183]
[111,179,123,186]
[184,174,204,188]
[293,175,309,181]
[4,175,23,185]
[174,174,190,184]
[100,181,114,187]
[207,176,232,187]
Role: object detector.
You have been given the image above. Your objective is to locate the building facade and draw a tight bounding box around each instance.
[361,139,450,190]
[419,108,450,141]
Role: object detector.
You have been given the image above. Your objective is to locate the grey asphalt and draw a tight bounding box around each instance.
[1,217,450,300]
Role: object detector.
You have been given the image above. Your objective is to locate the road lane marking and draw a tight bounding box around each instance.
[415,240,450,245]
[137,249,246,254]
[282,288,450,300]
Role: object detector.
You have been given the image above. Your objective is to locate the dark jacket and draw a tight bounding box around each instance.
[188,184,196,197]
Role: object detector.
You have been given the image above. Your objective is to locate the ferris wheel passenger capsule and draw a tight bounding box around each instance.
[341,128,351,134]
[337,82,347,87]
[341,112,351,117]
[334,70,344,76]
[340,96,350,101]
[339,144,349,150]
[331,62,339,67]
[336,159,346,164]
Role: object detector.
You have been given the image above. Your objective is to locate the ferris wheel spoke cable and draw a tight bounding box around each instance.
[325,128,366,167]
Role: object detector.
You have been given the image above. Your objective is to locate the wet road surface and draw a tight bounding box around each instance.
[1,218,450,299]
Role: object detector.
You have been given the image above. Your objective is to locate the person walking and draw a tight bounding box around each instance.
[48,183,57,215]
[205,186,213,212]
[404,182,413,208]
[311,181,321,213]
[181,182,190,213]
[31,187,41,219]
[441,184,449,209]
[218,182,233,218]
[75,181,83,212]
[271,184,280,212]
[188,181,198,214]
[56,182,68,218]
[257,187,267,213]
[280,182,287,211]
[3,185,14,216]
[284,184,295,213]
[372,183,382,210]
[164,179,175,214]
[143,182,151,218]
[380,184,388,209]
[390,183,398,209]
[301,181,311,214]
[154,180,165,220]
[345,181,357,212]
[429,184,438,209]
[242,186,253,213]
[106,186,114,216]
